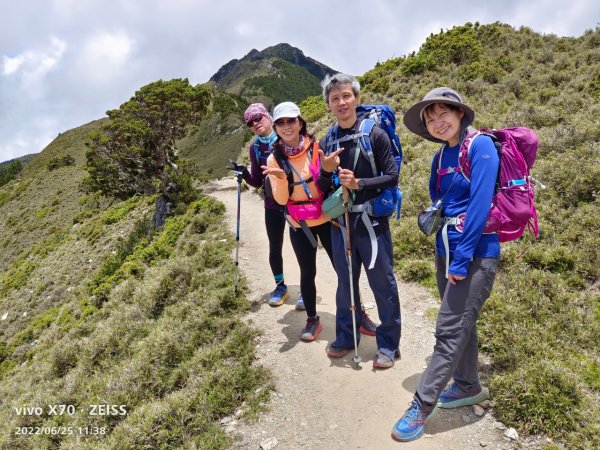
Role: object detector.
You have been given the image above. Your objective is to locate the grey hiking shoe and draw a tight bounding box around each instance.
[300,316,322,341]
[359,311,378,336]
[373,349,401,369]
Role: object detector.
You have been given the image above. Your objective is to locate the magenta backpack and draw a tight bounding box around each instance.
[455,127,540,242]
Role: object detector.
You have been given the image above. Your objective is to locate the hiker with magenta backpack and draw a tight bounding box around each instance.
[317,73,402,369]
[262,102,334,341]
[392,87,501,442]
[239,103,304,310]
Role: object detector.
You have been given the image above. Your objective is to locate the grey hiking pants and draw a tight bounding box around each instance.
[415,255,498,414]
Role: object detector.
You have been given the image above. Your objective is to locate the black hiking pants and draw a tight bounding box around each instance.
[288,222,334,318]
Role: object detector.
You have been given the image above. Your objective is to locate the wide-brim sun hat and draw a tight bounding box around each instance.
[272,101,305,124]
[403,87,475,143]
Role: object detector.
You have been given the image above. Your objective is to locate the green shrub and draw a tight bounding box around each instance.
[491,361,581,436]
[0,160,22,186]
[47,154,75,171]
[299,95,328,123]
[398,259,435,284]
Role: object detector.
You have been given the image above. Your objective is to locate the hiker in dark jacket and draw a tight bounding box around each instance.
[391,87,499,442]
[317,73,401,369]
[263,101,334,341]
[242,103,304,309]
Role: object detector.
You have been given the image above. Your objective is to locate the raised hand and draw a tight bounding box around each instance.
[318,148,344,173]
[261,165,286,179]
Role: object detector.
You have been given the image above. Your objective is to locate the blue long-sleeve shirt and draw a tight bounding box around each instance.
[429,135,500,276]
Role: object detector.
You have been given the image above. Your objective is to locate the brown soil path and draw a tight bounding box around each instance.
[205,178,515,450]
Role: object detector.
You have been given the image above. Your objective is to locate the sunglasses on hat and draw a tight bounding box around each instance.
[274,117,298,127]
[246,115,265,127]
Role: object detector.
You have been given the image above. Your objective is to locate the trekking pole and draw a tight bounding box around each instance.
[234,171,242,295]
[228,160,245,295]
[343,186,362,368]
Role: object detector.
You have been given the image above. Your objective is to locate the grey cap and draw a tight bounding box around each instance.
[403,87,475,143]
[273,101,302,122]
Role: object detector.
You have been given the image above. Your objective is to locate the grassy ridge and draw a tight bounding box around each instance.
[0,196,271,448]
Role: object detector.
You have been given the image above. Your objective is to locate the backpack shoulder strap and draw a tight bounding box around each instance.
[253,139,261,161]
[357,118,378,176]
[311,140,319,169]
[254,138,274,165]
[325,124,339,154]
[458,130,485,183]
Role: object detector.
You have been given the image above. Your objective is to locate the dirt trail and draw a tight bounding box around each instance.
[205,178,514,450]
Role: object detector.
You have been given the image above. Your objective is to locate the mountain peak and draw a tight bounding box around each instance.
[209,43,337,95]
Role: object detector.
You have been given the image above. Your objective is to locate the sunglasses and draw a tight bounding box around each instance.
[274,117,298,127]
[246,115,264,127]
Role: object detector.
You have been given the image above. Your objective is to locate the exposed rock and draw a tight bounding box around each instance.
[473,405,485,416]
[494,421,507,430]
[504,427,519,441]
[478,399,491,409]
[260,437,278,449]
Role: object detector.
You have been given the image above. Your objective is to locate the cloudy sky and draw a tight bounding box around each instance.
[1,0,598,162]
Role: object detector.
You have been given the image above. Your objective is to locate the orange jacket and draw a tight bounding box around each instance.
[267,139,329,229]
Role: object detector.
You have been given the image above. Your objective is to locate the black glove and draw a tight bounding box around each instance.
[226,160,248,176]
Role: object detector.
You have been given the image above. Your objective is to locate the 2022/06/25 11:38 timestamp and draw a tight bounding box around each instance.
[12,403,127,436]
[15,426,107,436]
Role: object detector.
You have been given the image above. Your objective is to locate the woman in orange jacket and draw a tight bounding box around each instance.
[263,102,334,342]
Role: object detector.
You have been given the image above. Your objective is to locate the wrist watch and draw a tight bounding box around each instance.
[357,178,365,190]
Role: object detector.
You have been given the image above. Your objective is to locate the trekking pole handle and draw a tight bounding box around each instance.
[343,186,352,257]
[227,160,247,181]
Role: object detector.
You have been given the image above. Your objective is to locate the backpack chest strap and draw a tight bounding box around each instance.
[437,166,461,176]
[326,131,369,150]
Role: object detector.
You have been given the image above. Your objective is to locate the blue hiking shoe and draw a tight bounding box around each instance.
[268,284,288,306]
[295,292,305,311]
[438,382,489,409]
[391,401,436,442]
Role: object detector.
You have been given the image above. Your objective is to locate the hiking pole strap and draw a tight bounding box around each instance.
[362,210,377,270]
[299,220,318,248]
[349,204,378,270]
[442,217,461,278]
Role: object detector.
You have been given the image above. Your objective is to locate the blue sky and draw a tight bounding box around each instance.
[1,0,599,161]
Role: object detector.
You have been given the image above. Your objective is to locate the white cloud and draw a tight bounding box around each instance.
[2,36,66,91]
[235,23,254,37]
[2,54,25,75]
[1,0,599,162]
[79,30,135,84]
